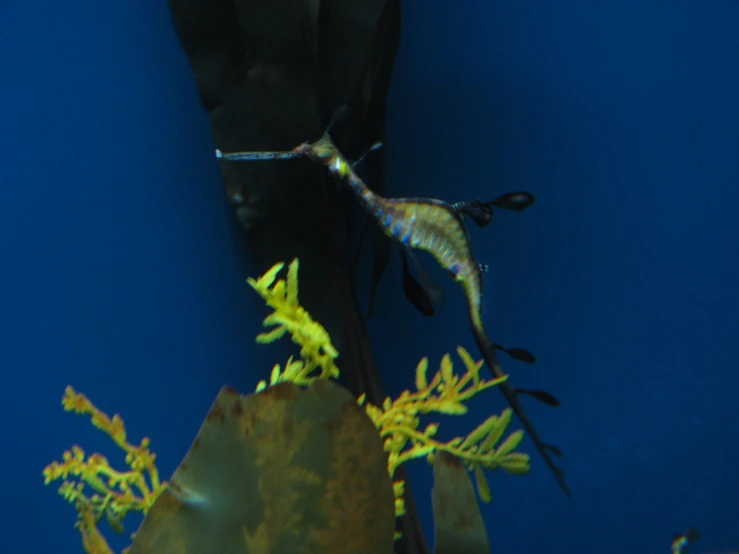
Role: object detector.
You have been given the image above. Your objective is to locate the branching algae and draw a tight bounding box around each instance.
[42,387,163,553]
[43,259,530,553]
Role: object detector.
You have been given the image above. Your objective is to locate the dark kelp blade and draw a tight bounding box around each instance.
[487,192,535,212]
[363,228,393,320]
[401,251,446,317]
[326,103,353,135]
[407,251,446,307]
[515,388,561,407]
[128,381,395,554]
[431,451,490,554]
[341,0,401,325]
[402,251,435,316]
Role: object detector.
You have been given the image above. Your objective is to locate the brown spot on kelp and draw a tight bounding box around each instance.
[261,381,299,401]
[206,405,225,425]
[230,399,244,417]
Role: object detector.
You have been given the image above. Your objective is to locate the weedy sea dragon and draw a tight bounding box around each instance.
[216,130,570,497]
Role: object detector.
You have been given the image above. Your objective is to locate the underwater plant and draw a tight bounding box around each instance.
[44,259,531,553]
[42,386,164,553]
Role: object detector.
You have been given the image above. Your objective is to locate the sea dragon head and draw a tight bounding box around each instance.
[294,134,337,165]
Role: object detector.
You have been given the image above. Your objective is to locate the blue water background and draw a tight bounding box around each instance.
[1,1,737,553]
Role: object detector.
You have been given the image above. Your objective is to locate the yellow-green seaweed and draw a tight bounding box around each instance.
[42,387,165,553]
[43,258,530,552]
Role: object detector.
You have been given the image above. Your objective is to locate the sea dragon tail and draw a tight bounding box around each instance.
[469,322,571,497]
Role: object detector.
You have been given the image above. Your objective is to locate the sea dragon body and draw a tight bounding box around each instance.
[217,133,570,496]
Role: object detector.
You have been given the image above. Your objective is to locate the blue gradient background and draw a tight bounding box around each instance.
[1,1,737,553]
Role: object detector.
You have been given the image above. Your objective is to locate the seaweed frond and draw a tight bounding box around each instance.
[358,348,531,504]
[42,387,165,553]
[248,259,340,387]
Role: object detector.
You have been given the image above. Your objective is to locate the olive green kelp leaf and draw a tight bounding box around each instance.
[431,451,491,554]
[128,380,395,554]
